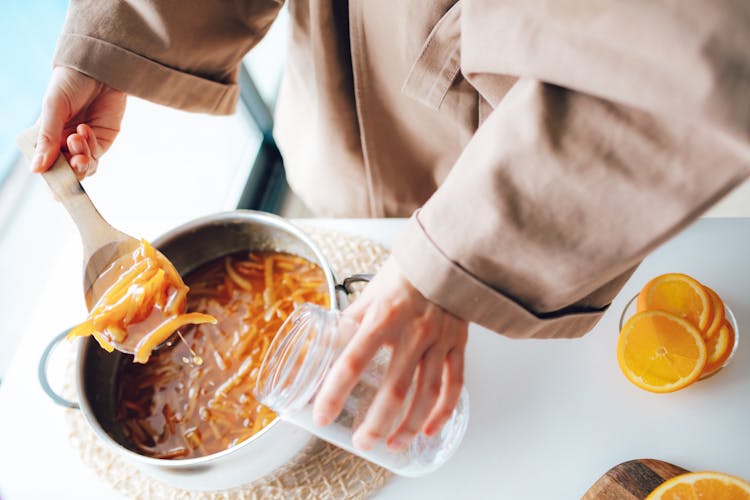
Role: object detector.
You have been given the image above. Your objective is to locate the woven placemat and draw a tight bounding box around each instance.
[62,225,393,499]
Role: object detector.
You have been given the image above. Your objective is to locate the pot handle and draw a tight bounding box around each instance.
[38,329,79,409]
[335,274,374,309]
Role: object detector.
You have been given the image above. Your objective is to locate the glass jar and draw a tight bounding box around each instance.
[255,303,469,477]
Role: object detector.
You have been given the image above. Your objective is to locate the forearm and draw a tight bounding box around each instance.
[392,0,750,339]
[393,79,749,339]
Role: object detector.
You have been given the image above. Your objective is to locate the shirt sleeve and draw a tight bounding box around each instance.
[53,0,283,114]
[392,0,750,339]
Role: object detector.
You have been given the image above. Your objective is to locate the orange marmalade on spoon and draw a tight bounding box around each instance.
[67,239,216,363]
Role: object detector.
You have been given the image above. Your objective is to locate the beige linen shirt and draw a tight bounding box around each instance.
[54,0,750,339]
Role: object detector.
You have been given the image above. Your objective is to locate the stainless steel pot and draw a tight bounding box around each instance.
[39,210,372,491]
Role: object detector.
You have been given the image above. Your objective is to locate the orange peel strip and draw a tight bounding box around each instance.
[133,312,217,363]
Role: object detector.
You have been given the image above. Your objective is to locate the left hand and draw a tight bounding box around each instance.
[312,256,469,451]
[32,67,126,178]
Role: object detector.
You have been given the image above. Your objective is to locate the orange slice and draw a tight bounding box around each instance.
[646,471,750,499]
[637,273,713,332]
[702,286,726,339]
[702,320,736,378]
[617,310,707,393]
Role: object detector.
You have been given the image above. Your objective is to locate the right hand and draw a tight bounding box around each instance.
[31,67,126,179]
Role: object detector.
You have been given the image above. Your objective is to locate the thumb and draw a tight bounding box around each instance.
[31,90,68,173]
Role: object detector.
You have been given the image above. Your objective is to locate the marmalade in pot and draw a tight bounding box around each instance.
[114,251,329,459]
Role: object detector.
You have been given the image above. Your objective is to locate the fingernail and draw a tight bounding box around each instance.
[30,153,45,173]
[70,137,82,154]
[387,438,404,451]
[424,422,441,437]
[313,410,331,427]
[352,433,375,451]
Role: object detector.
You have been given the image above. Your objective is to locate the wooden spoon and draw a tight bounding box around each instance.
[16,126,143,353]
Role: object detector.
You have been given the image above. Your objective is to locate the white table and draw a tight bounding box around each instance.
[1,218,748,499]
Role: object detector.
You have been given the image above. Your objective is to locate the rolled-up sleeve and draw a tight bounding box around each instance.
[393,0,750,339]
[54,0,283,114]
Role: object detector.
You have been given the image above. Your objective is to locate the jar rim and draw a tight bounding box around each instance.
[255,303,339,414]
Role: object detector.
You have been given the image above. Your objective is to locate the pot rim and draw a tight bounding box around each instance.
[75,210,339,468]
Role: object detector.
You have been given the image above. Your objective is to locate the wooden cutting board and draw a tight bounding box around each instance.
[582,459,689,499]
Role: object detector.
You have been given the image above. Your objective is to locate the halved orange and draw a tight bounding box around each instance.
[637,273,713,332]
[617,310,707,393]
[702,286,726,339]
[703,320,736,378]
[646,471,750,499]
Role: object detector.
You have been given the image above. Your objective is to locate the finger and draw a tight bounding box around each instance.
[351,345,424,451]
[75,124,101,178]
[343,257,400,324]
[67,133,90,158]
[69,155,95,180]
[423,346,465,436]
[312,302,389,427]
[32,91,68,173]
[85,89,126,157]
[386,344,445,451]
[77,124,100,160]
[351,313,436,451]
[67,134,97,180]
[342,292,371,325]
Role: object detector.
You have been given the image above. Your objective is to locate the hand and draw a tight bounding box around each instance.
[31,67,126,179]
[312,256,468,451]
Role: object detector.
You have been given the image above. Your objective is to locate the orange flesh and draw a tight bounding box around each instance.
[625,274,735,392]
[637,273,712,331]
[702,286,725,339]
[702,320,735,377]
[646,471,750,499]
[617,310,707,393]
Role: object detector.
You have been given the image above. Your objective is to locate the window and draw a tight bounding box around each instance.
[0,3,292,380]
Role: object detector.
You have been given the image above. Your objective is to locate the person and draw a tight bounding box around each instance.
[31,1,750,454]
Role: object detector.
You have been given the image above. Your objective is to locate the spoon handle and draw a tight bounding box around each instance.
[15,127,122,257]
